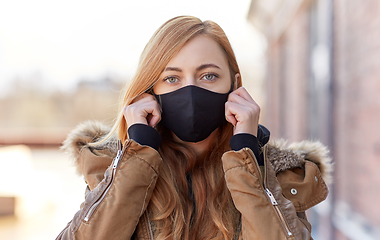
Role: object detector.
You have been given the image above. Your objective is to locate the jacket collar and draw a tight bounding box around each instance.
[61,121,333,184]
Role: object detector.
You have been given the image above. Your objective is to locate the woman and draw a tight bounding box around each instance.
[57,16,332,240]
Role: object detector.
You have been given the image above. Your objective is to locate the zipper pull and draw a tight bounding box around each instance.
[113,140,123,169]
[265,188,278,206]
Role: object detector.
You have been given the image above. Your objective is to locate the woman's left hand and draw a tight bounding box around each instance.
[225,87,260,136]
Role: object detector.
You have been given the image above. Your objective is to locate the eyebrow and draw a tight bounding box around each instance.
[164,63,221,72]
[164,67,182,72]
[196,63,221,71]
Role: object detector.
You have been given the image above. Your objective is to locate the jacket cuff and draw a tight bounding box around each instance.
[230,133,263,166]
[127,124,161,151]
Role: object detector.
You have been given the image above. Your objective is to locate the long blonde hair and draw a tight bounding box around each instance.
[107,16,242,239]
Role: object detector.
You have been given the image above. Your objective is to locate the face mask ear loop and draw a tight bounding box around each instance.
[153,91,163,110]
[149,86,162,108]
[158,95,162,109]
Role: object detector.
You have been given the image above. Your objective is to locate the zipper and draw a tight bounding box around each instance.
[261,147,293,237]
[113,140,123,169]
[246,147,293,237]
[265,188,293,236]
[84,140,124,222]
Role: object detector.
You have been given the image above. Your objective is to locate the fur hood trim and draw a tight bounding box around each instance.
[62,121,333,184]
[267,139,333,184]
[61,121,117,162]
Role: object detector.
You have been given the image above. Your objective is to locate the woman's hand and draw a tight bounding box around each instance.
[225,87,260,136]
[123,93,161,127]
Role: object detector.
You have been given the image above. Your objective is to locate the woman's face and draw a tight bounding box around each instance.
[153,35,235,95]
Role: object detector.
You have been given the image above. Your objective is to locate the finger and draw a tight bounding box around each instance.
[123,98,160,126]
[132,93,157,104]
[230,87,255,103]
[228,92,256,107]
[136,93,162,113]
[147,102,162,127]
[226,101,254,122]
[123,104,147,126]
[225,102,238,126]
[226,101,259,136]
[228,93,260,117]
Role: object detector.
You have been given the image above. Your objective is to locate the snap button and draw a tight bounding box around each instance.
[315,176,318,182]
[291,188,297,195]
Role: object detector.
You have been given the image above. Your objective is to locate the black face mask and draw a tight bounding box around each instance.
[154,85,231,142]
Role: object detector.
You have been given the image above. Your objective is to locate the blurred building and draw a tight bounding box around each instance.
[0,76,123,239]
[248,0,380,239]
[0,76,123,146]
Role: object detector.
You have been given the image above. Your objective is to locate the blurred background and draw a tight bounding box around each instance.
[0,0,379,239]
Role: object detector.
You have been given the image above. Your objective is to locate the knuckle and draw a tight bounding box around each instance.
[145,94,154,101]
[255,105,261,113]
[237,86,245,93]
[249,107,259,115]
[123,104,131,113]
[125,104,139,115]
[249,102,260,112]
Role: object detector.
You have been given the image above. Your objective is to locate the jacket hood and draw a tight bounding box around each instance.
[266,139,333,184]
[62,121,333,184]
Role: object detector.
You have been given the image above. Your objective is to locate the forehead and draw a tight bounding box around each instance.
[165,35,229,69]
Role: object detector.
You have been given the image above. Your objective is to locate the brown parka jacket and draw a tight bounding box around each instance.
[56,121,332,240]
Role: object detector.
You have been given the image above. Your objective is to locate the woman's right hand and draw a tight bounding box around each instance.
[123,93,161,127]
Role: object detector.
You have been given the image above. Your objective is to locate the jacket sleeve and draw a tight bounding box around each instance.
[56,140,162,240]
[222,147,315,240]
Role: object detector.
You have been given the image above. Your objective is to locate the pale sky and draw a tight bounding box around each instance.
[0,0,266,95]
